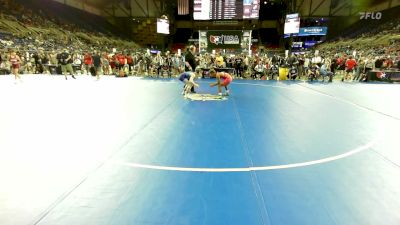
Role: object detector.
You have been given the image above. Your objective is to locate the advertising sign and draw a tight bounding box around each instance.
[199,31,208,52]
[292,42,303,48]
[284,27,328,38]
[304,41,317,48]
[368,71,400,82]
[207,30,242,51]
[299,27,327,36]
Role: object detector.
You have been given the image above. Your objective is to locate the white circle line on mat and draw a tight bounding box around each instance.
[110,139,377,172]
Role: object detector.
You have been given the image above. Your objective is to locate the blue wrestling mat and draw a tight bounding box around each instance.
[0,76,399,225]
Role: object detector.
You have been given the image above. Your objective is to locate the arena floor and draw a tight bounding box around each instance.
[1,75,400,225]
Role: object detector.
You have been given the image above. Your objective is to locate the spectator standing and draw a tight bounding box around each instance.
[336,55,346,76]
[92,51,102,80]
[83,52,93,75]
[101,52,110,75]
[49,50,58,66]
[58,49,76,80]
[330,56,337,76]
[9,50,22,83]
[41,51,50,74]
[243,55,249,76]
[164,52,173,78]
[32,51,43,74]
[115,51,127,76]
[234,56,243,78]
[144,52,152,75]
[215,52,224,68]
[126,53,133,75]
[287,53,298,67]
[304,55,310,77]
[297,55,305,79]
[154,52,163,78]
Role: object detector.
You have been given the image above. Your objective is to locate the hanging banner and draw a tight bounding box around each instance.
[292,42,303,48]
[304,41,317,48]
[284,27,328,38]
[199,31,208,53]
[299,27,327,36]
[207,30,242,51]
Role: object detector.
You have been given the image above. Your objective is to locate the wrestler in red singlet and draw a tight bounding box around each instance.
[219,72,232,86]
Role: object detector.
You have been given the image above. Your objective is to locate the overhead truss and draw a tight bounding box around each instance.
[102,0,166,18]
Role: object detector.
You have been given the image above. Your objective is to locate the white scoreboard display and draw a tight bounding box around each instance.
[194,0,260,20]
[157,18,169,34]
[284,13,300,34]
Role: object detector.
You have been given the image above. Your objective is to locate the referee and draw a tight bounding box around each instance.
[184,45,197,93]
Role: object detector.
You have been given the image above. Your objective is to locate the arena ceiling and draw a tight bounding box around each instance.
[54,0,399,19]
[51,0,168,17]
[85,0,110,7]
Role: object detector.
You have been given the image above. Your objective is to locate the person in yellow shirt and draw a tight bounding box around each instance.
[215,53,225,68]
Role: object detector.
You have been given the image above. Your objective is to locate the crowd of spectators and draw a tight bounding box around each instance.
[310,15,400,82]
[0,0,139,76]
[1,0,399,82]
[2,43,399,82]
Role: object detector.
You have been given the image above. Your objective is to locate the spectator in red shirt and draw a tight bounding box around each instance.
[83,52,93,75]
[336,55,345,76]
[343,55,357,81]
[115,52,126,72]
[383,56,393,69]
